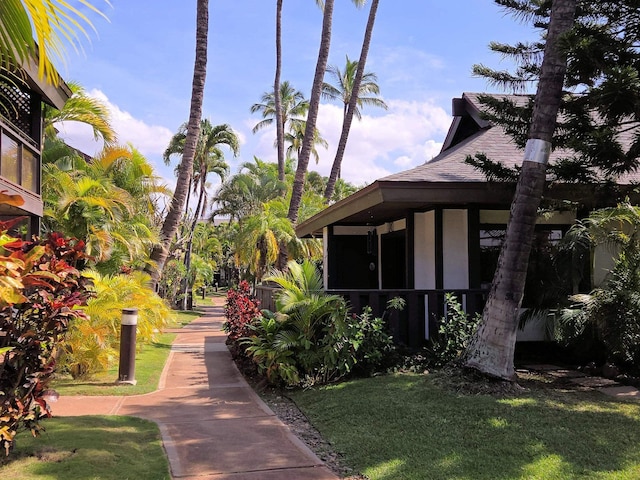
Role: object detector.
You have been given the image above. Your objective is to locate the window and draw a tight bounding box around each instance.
[479,226,572,308]
[1,132,19,184]
[0,130,40,194]
[21,147,38,193]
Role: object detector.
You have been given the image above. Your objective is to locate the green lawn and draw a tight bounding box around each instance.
[2,416,170,479]
[52,310,200,396]
[291,373,640,480]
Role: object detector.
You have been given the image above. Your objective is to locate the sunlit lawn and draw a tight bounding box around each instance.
[292,373,640,480]
[2,416,170,479]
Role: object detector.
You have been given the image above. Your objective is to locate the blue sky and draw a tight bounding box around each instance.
[58,0,539,190]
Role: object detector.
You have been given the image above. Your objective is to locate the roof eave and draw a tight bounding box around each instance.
[21,56,72,109]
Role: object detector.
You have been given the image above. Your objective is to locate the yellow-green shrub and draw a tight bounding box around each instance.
[60,270,174,378]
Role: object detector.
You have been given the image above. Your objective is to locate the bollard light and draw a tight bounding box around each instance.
[117,308,138,385]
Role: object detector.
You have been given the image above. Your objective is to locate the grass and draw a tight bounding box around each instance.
[52,310,200,396]
[291,373,640,480]
[2,416,170,479]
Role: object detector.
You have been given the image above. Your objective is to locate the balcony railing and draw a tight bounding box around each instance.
[254,285,489,349]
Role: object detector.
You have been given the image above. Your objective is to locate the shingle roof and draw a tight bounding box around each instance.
[382,92,640,185]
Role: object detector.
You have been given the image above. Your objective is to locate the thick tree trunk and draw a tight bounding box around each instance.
[274,0,285,182]
[324,0,379,202]
[465,0,577,380]
[287,0,334,224]
[147,0,208,289]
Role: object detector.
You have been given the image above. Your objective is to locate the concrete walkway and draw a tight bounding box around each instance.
[53,300,338,480]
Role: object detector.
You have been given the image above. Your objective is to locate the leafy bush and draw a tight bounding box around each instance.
[223,280,261,341]
[242,311,299,385]
[0,224,90,455]
[59,270,173,378]
[240,261,399,386]
[558,250,640,369]
[429,293,481,366]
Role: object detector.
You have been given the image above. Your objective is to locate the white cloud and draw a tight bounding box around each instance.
[56,89,174,163]
[314,99,450,184]
[57,90,452,190]
[243,98,450,185]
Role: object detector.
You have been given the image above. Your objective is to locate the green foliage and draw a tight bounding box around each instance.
[0,225,91,455]
[468,1,640,188]
[552,202,640,369]
[42,144,163,274]
[222,280,261,341]
[59,270,173,379]
[240,261,397,386]
[559,250,640,368]
[242,312,299,385]
[430,293,481,366]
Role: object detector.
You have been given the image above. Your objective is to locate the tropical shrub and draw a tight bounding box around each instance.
[223,280,261,341]
[243,311,299,385]
[0,224,90,455]
[241,261,398,386]
[558,250,640,369]
[429,293,481,366]
[59,270,173,378]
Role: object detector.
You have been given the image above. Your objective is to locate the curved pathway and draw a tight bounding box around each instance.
[54,300,338,479]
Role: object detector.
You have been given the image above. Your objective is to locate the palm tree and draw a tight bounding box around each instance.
[287,0,366,224]
[44,81,116,145]
[213,158,288,221]
[284,120,328,164]
[273,0,285,182]
[148,0,209,289]
[271,1,325,181]
[323,0,385,201]
[164,120,238,221]
[465,0,578,381]
[234,201,297,282]
[0,0,107,86]
[42,145,162,271]
[251,81,309,134]
[322,56,387,121]
[251,81,310,176]
[164,120,238,309]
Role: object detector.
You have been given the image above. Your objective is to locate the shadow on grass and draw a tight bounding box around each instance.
[3,416,170,479]
[292,374,640,480]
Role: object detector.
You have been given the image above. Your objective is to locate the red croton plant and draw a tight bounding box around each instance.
[0,212,91,455]
[223,280,261,341]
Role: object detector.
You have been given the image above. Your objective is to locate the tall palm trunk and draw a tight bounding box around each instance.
[324,0,379,202]
[181,175,207,310]
[465,0,577,380]
[274,0,285,182]
[287,0,335,225]
[147,0,208,289]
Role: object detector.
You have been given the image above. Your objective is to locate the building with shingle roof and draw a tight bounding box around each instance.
[287,92,639,347]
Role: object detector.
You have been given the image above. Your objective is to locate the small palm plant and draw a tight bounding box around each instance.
[241,260,396,386]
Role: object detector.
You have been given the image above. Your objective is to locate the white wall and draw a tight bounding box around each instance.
[414,211,436,289]
[443,209,469,289]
